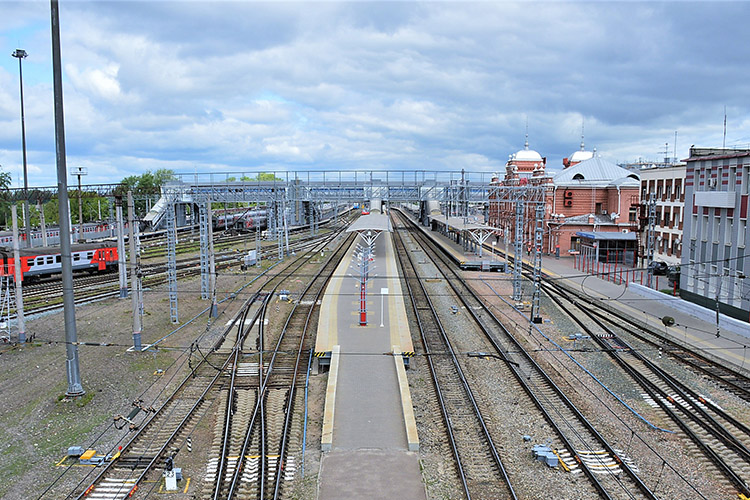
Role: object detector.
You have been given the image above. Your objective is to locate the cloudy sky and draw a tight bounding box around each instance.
[0,1,749,187]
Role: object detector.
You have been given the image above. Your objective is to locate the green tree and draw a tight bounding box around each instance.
[117,168,176,196]
[255,172,284,182]
[115,168,176,218]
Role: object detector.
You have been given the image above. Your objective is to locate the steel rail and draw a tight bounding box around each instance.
[392,215,515,500]
[396,209,657,500]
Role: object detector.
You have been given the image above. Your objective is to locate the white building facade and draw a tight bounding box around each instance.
[681,147,750,323]
[639,164,686,266]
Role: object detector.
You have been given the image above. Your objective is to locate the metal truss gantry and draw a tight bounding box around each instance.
[166,200,178,323]
[513,196,525,302]
[199,203,210,300]
[645,192,656,288]
[531,202,545,323]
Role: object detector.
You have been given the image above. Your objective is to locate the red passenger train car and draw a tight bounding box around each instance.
[0,243,119,282]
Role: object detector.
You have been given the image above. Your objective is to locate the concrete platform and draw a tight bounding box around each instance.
[319,449,425,500]
[413,215,506,271]
[318,230,424,499]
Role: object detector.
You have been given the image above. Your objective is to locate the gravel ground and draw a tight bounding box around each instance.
[0,246,291,500]
[4,223,748,500]
[466,270,743,499]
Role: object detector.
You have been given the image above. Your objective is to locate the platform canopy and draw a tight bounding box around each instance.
[429,215,494,232]
[430,215,496,257]
[346,213,393,233]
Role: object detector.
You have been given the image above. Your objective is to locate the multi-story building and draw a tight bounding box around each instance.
[638,164,687,267]
[489,141,640,259]
[681,147,750,322]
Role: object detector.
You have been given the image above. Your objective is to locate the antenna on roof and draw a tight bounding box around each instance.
[723,106,727,148]
[580,118,585,151]
[525,116,529,150]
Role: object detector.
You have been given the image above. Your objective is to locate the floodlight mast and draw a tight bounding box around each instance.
[11,48,32,248]
[51,0,84,397]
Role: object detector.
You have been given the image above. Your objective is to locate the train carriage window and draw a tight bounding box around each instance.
[56,255,61,263]
[87,252,94,259]
[73,253,80,261]
[47,256,53,264]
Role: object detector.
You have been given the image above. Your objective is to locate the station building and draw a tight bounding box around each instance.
[681,147,750,322]
[489,140,640,261]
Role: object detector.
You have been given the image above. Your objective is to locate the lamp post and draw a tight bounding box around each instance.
[72,166,87,242]
[12,48,32,248]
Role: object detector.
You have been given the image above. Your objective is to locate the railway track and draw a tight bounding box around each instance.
[544,278,750,403]
[70,227,348,500]
[543,282,750,497]
[394,209,657,500]
[201,232,354,500]
[13,229,337,318]
[393,215,515,499]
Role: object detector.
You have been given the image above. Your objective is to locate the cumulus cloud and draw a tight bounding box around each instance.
[0,1,749,185]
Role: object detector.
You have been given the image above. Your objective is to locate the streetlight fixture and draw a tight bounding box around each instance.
[11,48,32,248]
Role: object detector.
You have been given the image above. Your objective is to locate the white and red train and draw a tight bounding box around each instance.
[0,243,119,282]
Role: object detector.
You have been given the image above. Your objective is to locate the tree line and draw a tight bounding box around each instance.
[0,168,284,228]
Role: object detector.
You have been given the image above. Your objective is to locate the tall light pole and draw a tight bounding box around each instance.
[12,48,32,248]
[72,166,87,242]
[51,0,84,397]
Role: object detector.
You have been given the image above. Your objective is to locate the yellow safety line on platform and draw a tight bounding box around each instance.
[385,232,414,352]
[393,345,420,452]
[315,242,355,352]
[321,345,340,452]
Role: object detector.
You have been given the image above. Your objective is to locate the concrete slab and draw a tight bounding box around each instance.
[319,449,426,500]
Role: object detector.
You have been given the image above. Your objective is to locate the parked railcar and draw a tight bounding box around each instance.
[213,210,268,232]
[0,242,119,282]
[0,222,119,247]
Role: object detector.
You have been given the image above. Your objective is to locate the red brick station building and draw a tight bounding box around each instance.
[489,140,641,264]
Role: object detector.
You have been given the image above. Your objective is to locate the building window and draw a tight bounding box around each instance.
[739,220,746,247]
[724,245,731,271]
[737,247,744,273]
[726,218,734,245]
[713,217,720,242]
[743,166,749,195]
[675,182,682,200]
[691,215,698,239]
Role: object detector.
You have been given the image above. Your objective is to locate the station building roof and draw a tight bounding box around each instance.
[554,156,640,188]
[430,215,494,232]
[576,231,637,241]
[346,213,393,233]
